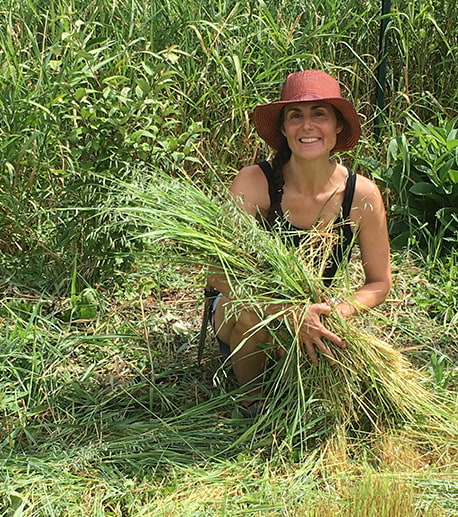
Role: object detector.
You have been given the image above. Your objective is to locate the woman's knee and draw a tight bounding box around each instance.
[234,308,267,338]
[215,299,268,343]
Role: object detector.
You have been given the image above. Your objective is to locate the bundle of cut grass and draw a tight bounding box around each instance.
[113,171,457,453]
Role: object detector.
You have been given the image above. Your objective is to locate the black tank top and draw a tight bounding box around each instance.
[256,160,357,283]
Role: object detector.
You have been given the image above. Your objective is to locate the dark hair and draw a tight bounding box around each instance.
[266,142,291,225]
[334,107,346,134]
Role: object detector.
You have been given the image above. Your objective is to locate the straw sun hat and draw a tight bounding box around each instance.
[253,70,361,152]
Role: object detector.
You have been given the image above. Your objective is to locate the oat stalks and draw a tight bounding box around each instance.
[113,171,457,451]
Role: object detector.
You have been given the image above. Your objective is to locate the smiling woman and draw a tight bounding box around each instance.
[207,70,392,415]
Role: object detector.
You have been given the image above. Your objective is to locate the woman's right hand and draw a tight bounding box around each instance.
[289,303,346,365]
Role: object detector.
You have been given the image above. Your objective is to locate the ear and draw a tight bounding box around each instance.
[280,125,287,137]
[336,121,344,135]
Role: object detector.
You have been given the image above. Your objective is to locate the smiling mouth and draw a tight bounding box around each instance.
[299,137,320,143]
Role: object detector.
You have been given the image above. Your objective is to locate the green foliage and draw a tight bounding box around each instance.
[415,250,458,326]
[384,0,458,122]
[368,116,458,252]
[429,351,455,392]
[1,0,457,288]
[0,0,457,514]
[0,41,204,286]
[0,252,457,515]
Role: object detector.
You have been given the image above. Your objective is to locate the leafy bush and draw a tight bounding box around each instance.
[371,116,458,252]
[1,0,457,291]
[0,17,206,287]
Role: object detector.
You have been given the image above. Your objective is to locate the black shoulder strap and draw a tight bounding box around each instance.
[341,170,357,219]
[257,161,282,207]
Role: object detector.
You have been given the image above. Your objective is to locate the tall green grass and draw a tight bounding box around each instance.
[1,251,457,515]
[1,0,457,514]
[1,0,457,285]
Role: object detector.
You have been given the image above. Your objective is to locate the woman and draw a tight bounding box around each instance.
[207,70,391,410]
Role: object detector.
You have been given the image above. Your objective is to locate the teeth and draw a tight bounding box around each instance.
[299,137,319,143]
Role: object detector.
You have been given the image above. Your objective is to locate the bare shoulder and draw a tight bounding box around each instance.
[354,173,384,201]
[351,173,386,225]
[230,164,271,215]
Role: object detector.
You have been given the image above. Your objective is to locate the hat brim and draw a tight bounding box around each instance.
[253,96,361,152]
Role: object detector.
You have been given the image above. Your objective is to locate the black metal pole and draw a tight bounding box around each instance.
[374,0,391,141]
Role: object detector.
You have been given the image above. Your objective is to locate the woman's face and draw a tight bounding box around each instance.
[281,101,343,160]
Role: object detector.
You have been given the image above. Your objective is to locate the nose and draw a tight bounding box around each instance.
[301,113,313,129]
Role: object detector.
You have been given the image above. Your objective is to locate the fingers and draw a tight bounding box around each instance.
[314,303,332,317]
[320,327,346,349]
[298,303,346,365]
[304,338,335,366]
[306,304,345,343]
[287,302,347,365]
[298,319,346,349]
[304,341,318,366]
[315,338,336,364]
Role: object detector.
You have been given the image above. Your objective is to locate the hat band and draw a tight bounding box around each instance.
[283,93,322,102]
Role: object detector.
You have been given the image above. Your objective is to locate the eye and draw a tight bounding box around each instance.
[287,111,301,119]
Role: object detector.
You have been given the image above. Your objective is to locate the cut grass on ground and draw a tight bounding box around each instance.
[0,251,457,516]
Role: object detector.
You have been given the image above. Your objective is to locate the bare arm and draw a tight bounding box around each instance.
[336,175,391,317]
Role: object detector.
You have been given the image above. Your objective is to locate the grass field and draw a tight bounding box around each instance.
[1,252,457,515]
[0,0,457,515]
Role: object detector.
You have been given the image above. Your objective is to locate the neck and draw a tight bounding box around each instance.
[283,154,338,195]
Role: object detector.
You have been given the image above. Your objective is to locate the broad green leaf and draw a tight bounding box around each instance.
[437,159,454,185]
[390,231,410,249]
[136,78,150,96]
[162,49,181,64]
[128,130,157,142]
[449,170,458,183]
[389,165,404,193]
[387,138,398,162]
[409,182,436,195]
[49,59,61,71]
[141,62,156,76]
[446,139,458,151]
[75,87,86,101]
